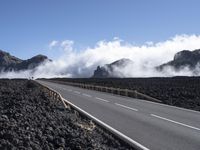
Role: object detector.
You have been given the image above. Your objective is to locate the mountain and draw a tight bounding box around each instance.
[92,49,200,78]
[92,58,133,78]
[0,50,50,72]
[157,49,200,71]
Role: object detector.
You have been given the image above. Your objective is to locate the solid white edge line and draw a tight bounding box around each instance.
[62,97,149,150]
[151,114,200,131]
[38,81,149,150]
[109,91,200,115]
[95,97,109,102]
[115,103,138,112]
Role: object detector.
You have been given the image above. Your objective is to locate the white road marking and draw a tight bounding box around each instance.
[115,103,138,112]
[151,114,200,131]
[95,97,109,103]
[82,93,92,97]
[74,91,81,94]
[38,81,150,150]
[140,99,200,114]
[62,97,149,150]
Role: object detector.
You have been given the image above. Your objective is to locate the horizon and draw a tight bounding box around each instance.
[0,0,200,59]
[1,0,200,78]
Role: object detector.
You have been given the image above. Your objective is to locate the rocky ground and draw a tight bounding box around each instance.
[48,77,200,111]
[0,79,133,150]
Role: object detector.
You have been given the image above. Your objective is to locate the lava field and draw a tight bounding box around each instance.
[48,77,200,111]
[0,79,133,150]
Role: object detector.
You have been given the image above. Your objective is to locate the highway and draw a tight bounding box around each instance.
[38,80,200,150]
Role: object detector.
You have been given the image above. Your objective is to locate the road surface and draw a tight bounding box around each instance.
[38,80,200,150]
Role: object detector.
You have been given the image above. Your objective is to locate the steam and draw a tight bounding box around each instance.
[1,34,200,78]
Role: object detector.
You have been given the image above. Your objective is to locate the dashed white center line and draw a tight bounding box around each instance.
[95,97,109,103]
[74,91,81,94]
[115,103,138,112]
[151,114,200,131]
[82,93,92,97]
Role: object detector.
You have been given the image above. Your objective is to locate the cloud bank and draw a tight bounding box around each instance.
[1,34,200,78]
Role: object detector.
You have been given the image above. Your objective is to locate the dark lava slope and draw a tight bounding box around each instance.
[0,79,133,150]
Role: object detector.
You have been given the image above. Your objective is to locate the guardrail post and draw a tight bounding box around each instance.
[125,89,128,96]
[118,88,120,95]
[49,80,161,103]
[134,90,137,98]
[57,93,59,100]
[109,87,112,93]
[37,81,145,149]
[53,92,56,100]
[55,93,57,100]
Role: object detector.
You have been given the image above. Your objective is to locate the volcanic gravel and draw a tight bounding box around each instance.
[0,79,134,150]
[48,77,200,111]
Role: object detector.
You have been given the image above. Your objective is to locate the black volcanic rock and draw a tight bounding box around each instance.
[157,49,200,71]
[0,50,23,71]
[0,50,50,72]
[0,79,132,149]
[93,66,110,78]
[92,58,133,78]
[15,55,50,70]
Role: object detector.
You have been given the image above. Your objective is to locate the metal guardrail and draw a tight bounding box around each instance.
[36,81,149,150]
[49,80,162,103]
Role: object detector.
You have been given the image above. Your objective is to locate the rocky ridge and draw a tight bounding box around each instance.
[0,50,50,72]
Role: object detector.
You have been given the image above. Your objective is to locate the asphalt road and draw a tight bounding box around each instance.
[38,80,200,150]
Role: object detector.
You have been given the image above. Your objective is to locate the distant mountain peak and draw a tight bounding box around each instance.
[0,49,50,72]
[92,58,133,78]
[0,50,22,68]
[157,49,200,71]
[109,58,132,67]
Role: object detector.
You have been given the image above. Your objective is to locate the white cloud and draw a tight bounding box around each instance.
[61,40,74,52]
[1,34,200,78]
[49,40,58,49]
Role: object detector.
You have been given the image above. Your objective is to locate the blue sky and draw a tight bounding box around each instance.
[0,0,199,59]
